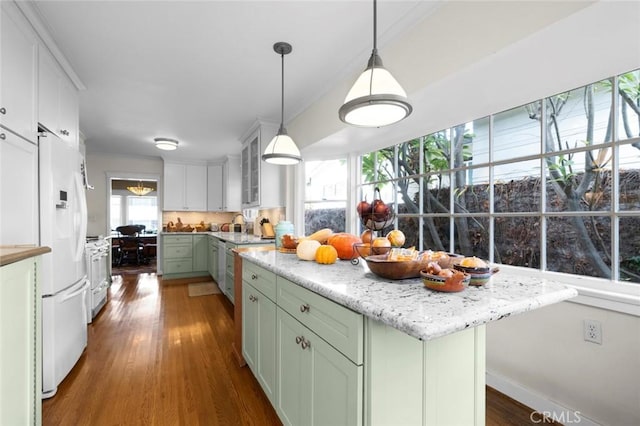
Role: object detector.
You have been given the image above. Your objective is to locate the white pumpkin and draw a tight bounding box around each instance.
[296,239,321,261]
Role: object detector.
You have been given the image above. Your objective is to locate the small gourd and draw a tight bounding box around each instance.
[315,245,338,265]
[296,239,321,261]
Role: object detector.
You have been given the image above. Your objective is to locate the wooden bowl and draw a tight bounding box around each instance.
[421,270,470,292]
[353,243,391,259]
[364,254,429,280]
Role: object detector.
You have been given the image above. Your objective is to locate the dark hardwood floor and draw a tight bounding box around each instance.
[43,273,548,425]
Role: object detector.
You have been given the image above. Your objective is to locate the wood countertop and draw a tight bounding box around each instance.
[0,245,51,267]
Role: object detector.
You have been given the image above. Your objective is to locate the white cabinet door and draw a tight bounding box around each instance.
[38,48,79,148]
[38,48,59,132]
[223,156,241,211]
[0,131,38,245]
[0,2,38,142]
[240,124,284,209]
[58,76,79,147]
[163,162,186,210]
[185,164,207,211]
[207,164,223,211]
[163,162,206,211]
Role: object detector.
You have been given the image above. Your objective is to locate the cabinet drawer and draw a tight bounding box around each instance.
[163,235,192,245]
[277,277,363,365]
[164,259,193,274]
[163,243,192,259]
[243,261,276,302]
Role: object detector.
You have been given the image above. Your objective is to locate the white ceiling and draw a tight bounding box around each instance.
[31,0,441,162]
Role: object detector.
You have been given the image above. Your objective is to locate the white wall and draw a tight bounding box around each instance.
[487,302,640,425]
[85,152,162,236]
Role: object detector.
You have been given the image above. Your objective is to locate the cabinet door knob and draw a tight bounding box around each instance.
[295,336,303,344]
[251,273,258,280]
[300,303,310,313]
[60,129,70,136]
[300,338,310,350]
[0,133,5,140]
[249,294,257,302]
[0,107,6,114]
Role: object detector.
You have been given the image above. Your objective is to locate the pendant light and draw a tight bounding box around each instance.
[262,42,302,165]
[339,0,412,127]
[126,181,153,196]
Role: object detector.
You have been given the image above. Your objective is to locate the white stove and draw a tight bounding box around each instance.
[85,237,110,322]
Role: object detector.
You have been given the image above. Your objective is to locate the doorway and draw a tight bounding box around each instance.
[108,176,160,275]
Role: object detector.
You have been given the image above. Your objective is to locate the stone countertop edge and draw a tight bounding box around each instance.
[160,231,274,245]
[239,250,578,342]
[0,245,52,267]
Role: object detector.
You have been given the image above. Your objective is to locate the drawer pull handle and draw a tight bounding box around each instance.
[251,273,258,280]
[300,303,310,313]
[300,338,310,350]
[295,336,303,344]
[0,133,5,140]
[0,107,6,114]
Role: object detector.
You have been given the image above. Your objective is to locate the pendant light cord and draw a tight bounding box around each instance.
[373,0,377,54]
[280,51,285,129]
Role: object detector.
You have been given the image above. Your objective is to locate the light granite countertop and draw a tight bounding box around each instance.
[240,250,578,341]
[161,231,274,245]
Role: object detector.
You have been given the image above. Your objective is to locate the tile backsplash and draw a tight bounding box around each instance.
[162,207,285,235]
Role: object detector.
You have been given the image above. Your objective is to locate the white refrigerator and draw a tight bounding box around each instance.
[39,132,89,398]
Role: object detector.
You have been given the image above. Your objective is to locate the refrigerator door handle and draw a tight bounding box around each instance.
[61,279,89,302]
[73,172,88,262]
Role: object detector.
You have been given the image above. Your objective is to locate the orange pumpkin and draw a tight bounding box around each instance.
[327,233,362,260]
[315,245,338,265]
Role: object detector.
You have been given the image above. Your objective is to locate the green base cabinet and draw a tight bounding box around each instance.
[162,234,209,280]
[0,256,42,426]
[242,280,277,406]
[277,308,363,426]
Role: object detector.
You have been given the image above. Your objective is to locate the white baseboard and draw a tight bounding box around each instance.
[486,372,600,426]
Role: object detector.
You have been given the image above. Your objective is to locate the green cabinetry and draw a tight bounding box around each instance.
[241,259,486,426]
[242,278,277,406]
[242,261,363,426]
[162,234,208,279]
[208,236,218,280]
[0,256,42,426]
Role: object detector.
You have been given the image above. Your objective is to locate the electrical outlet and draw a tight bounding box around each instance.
[583,319,602,344]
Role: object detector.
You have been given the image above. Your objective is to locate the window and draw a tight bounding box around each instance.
[110,192,158,234]
[304,159,347,235]
[358,68,640,285]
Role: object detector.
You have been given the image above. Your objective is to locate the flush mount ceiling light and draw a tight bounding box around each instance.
[339,0,412,127]
[154,137,179,151]
[127,181,153,196]
[262,42,302,165]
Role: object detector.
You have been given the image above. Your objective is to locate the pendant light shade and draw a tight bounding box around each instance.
[339,0,412,127]
[262,42,302,165]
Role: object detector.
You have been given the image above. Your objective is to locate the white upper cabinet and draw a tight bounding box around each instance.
[208,156,241,212]
[164,162,207,211]
[223,155,241,212]
[241,123,284,209]
[0,2,38,142]
[207,164,223,211]
[38,47,79,148]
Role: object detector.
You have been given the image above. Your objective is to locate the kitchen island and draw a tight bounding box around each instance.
[239,250,577,426]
